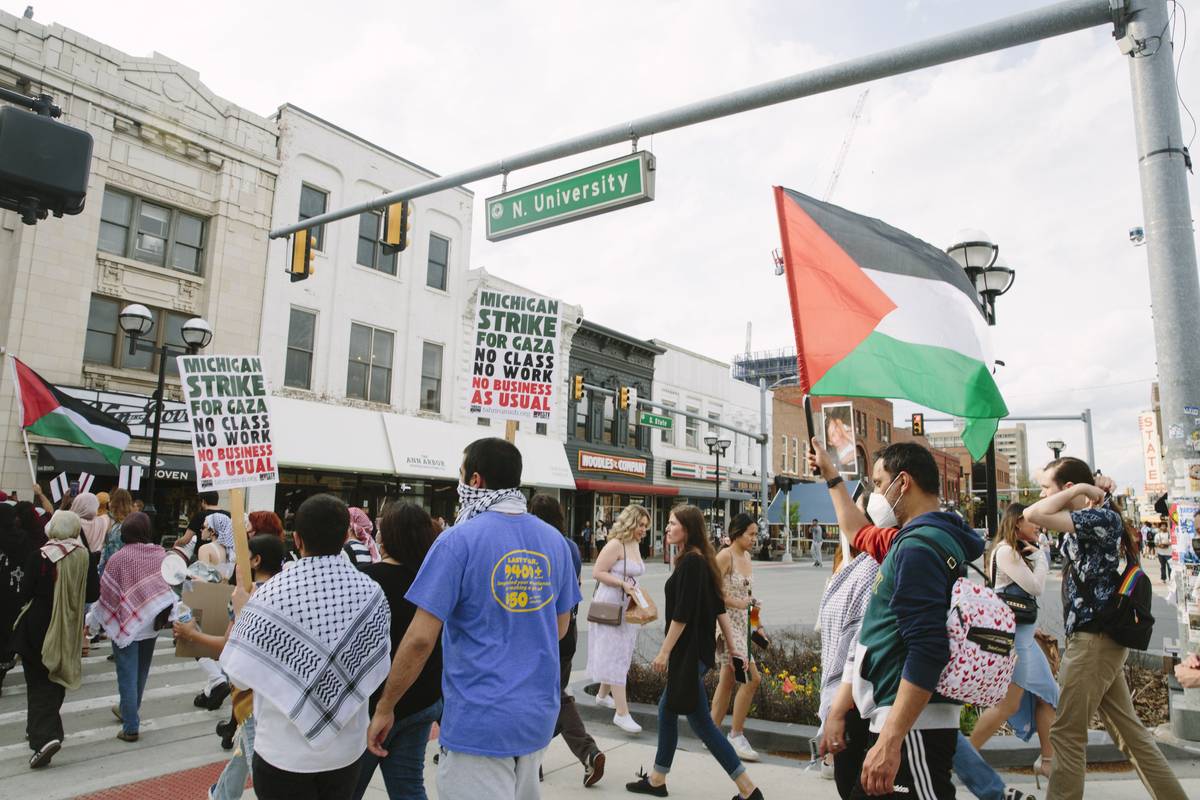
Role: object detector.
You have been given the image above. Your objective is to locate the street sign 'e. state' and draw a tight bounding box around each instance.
[639,411,673,429]
[486,151,655,241]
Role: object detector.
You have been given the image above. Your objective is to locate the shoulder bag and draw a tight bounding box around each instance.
[990,548,1039,626]
[586,545,626,626]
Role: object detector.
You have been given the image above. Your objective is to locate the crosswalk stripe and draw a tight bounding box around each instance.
[1,661,200,697]
[6,645,178,674]
[0,682,207,726]
[0,709,217,761]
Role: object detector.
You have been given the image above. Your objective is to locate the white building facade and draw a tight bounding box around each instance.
[649,340,769,533]
[0,12,277,534]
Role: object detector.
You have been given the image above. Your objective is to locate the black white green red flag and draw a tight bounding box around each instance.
[11,356,131,466]
[773,186,1008,459]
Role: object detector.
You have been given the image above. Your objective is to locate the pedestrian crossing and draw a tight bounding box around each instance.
[0,631,236,799]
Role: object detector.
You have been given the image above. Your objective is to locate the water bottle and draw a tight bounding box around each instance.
[171,602,193,624]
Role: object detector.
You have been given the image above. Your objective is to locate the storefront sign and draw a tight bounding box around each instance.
[468,289,562,424]
[177,355,277,492]
[1140,411,1166,494]
[666,460,728,482]
[57,385,190,442]
[578,450,647,479]
[485,151,656,241]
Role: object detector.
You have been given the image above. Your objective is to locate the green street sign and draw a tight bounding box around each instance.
[485,151,656,241]
[639,411,673,429]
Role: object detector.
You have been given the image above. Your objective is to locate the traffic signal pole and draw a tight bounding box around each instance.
[268,0,1120,240]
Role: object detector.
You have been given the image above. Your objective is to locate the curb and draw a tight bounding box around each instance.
[569,679,1200,767]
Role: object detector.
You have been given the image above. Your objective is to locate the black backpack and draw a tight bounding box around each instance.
[1067,560,1154,651]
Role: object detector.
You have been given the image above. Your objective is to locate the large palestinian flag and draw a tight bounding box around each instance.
[12,357,130,467]
[773,186,1007,459]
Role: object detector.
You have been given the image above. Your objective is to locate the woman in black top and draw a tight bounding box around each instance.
[351,502,442,800]
[626,505,764,800]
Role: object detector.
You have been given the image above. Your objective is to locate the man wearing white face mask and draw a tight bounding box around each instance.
[821,442,985,799]
[366,437,580,800]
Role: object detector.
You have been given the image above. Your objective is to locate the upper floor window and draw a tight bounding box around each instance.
[98,188,206,275]
[357,211,397,275]
[285,308,316,390]
[660,399,677,445]
[299,184,328,250]
[427,234,449,291]
[420,341,443,412]
[84,294,190,376]
[685,404,701,449]
[346,322,393,404]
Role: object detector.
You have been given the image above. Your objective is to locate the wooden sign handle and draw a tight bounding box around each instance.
[230,488,252,593]
[505,420,517,443]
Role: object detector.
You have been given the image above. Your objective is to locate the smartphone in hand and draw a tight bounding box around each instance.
[733,655,748,684]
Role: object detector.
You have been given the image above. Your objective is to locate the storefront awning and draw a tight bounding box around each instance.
[271,396,396,475]
[765,480,863,525]
[37,444,116,477]
[382,414,575,489]
[574,479,680,497]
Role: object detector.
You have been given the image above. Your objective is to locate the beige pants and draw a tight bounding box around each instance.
[1046,631,1187,800]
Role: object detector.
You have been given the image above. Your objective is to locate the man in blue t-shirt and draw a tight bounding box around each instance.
[366,437,581,799]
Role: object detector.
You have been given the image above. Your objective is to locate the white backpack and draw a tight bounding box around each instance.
[905,533,1017,708]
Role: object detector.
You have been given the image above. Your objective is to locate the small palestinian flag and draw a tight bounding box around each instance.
[11,357,130,467]
[773,187,1008,459]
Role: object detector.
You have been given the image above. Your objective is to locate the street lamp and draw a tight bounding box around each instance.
[1047,439,1065,460]
[704,433,732,535]
[946,231,1016,536]
[119,304,213,517]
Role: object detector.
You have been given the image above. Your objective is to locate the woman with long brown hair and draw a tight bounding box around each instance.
[1026,457,1186,800]
[98,488,134,575]
[970,502,1057,786]
[625,505,763,800]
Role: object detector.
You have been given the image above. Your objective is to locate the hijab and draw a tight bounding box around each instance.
[72,492,111,552]
[348,507,380,562]
[40,511,89,689]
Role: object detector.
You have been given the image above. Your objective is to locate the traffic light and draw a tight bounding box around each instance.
[572,374,584,401]
[618,386,630,410]
[911,413,925,437]
[0,104,93,224]
[289,229,315,282]
[381,200,412,254]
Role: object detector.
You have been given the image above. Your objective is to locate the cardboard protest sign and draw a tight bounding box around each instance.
[468,289,561,423]
[177,355,278,492]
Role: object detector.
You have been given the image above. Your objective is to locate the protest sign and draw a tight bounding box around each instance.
[468,289,561,423]
[177,355,277,492]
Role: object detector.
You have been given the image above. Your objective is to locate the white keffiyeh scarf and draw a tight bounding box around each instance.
[219,555,391,747]
[455,482,527,524]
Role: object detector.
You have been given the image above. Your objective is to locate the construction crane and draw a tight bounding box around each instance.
[773,89,870,276]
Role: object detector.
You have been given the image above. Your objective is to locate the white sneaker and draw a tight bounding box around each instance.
[613,713,642,734]
[595,694,616,709]
[728,733,759,761]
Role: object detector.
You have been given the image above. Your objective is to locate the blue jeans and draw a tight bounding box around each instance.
[352,698,443,800]
[953,731,1005,800]
[211,715,256,800]
[654,664,745,780]
[113,637,156,734]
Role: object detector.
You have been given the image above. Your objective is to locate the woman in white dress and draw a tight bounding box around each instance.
[587,503,649,734]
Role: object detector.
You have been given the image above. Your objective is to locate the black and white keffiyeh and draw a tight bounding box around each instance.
[455,482,527,524]
[219,555,391,747]
[816,552,879,724]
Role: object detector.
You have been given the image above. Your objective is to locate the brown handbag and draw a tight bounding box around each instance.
[586,545,627,626]
[1034,629,1061,678]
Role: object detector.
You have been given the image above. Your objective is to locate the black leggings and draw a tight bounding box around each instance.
[833,703,871,799]
[251,753,360,800]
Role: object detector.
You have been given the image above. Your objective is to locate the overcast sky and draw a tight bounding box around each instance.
[25,0,1200,490]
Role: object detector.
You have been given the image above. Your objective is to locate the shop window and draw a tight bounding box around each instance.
[299,184,328,250]
[346,323,393,403]
[356,210,397,275]
[420,341,443,412]
[97,187,207,275]
[83,295,189,376]
[285,308,316,390]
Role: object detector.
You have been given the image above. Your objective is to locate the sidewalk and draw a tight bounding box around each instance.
[74,730,1200,800]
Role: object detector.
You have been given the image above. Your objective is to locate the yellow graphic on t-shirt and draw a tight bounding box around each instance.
[491,549,554,612]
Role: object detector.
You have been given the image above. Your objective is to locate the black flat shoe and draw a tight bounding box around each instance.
[204,682,231,710]
[734,791,764,800]
[625,770,667,796]
[29,739,60,769]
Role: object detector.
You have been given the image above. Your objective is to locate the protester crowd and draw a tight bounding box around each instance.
[2,434,1195,800]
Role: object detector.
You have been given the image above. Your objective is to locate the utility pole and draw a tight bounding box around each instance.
[1125,0,1200,739]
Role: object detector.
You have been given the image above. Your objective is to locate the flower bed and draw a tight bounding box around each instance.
[625,631,824,725]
